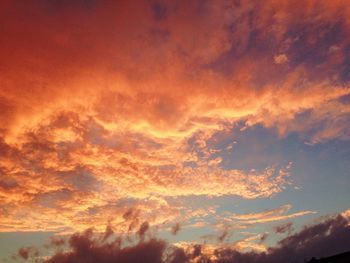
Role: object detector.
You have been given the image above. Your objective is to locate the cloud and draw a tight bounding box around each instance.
[0,113,292,232]
[0,0,349,235]
[215,204,316,229]
[1,0,349,140]
[180,213,350,263]
[171,223,181,236]
[16,246,39,261]
[137,222,150,241]
[229,205,294,221]
[18,213,350,263]
[45,231,167,263]
[217,229,230,243]
[274,54,288,64]
[274,222,294,234]
[214,214,350,263]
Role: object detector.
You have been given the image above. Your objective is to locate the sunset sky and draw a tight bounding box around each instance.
[0,1,350,262]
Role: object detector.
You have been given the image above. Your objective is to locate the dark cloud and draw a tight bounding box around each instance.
[46,236,166,263]
[102,225,114,242]
[19,214,350,263]
[17,246,39,260]
[122,208,135,221]
[50,236,66,248]
[0,177,18,190]
[259,233,269,243]
[151,1,168,21]
[137,222,150,241]
[273,215,350,261]
[207,0,350,88]
[122,208,141,233]
[166,247,189,263]
[171,223,181,235]
[217,229,229,243]
[338,94,350,105]
[274,222,293,234]
[18,248,30,260]
[36,227,186,263]
[190,245,202,259]
[212,215,350,263]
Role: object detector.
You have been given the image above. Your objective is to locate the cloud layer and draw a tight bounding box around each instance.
[0,0,349,250]
[17,213,350,263]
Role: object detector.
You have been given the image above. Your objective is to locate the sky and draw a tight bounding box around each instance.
[0,0,350,262]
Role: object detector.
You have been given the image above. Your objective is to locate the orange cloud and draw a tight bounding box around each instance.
[0,114,292,232]
[214,204,316,231]
[0,0,349,235]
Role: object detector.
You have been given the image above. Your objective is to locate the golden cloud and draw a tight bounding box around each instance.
[0,0,349,233]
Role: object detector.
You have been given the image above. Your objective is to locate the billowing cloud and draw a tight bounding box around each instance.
[1,0,349,141]
[0,109,292,232]
[18,213,350,263]
[44,232,167,263]
[0,0,349,251]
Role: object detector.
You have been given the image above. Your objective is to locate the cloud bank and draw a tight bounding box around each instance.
[0,0,349,245]
[17,213,350,263]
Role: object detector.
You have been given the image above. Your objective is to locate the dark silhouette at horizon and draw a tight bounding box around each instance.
[307,251,350,263]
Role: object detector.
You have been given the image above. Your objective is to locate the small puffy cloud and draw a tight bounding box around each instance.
[273,54,288,64]
[274,222,294,234]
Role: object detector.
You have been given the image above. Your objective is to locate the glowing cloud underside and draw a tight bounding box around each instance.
[0,0,350,260]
